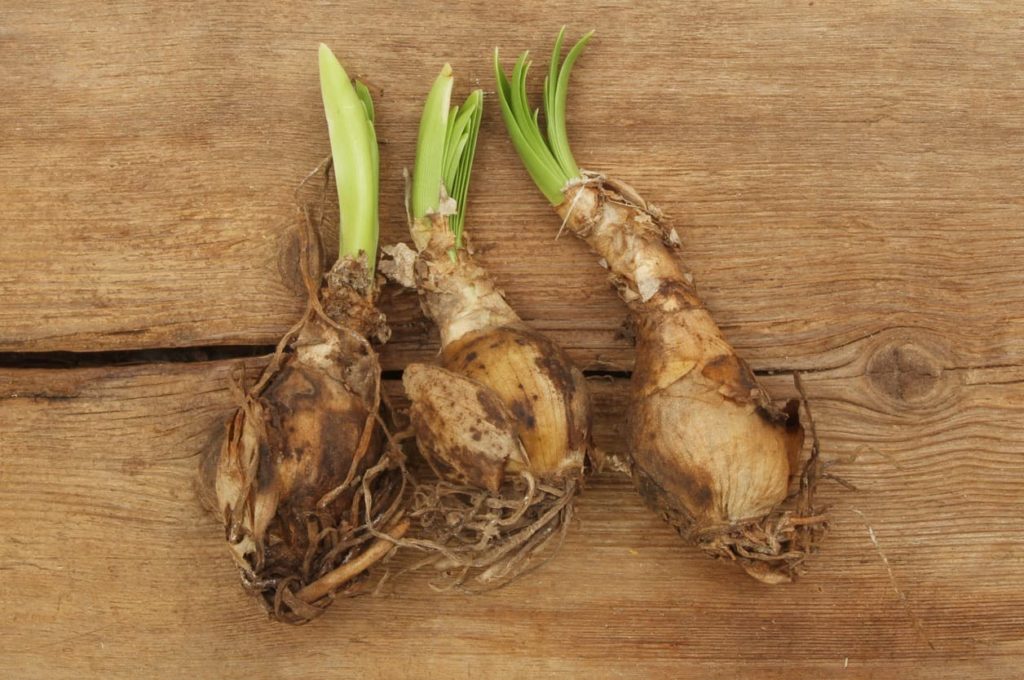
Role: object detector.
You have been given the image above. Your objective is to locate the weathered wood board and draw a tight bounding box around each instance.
[1,2,1021,372]
[1,0,1022,678]
[1,360,1021,678]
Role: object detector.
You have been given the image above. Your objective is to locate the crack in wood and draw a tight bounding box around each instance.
[0,346,277,369]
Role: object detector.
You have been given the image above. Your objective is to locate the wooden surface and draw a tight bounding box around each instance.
[1,1,1022,678]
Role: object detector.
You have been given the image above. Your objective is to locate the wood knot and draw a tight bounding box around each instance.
[866,342,943,403]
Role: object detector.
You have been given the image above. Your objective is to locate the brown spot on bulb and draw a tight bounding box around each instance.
[702,353,759,403]
[632,464,697,532]
[678,469,715,510]
[476,389,506,426]
[257,441,275,491]
[437,326,591,479]
[533,353,577,403]
[509,399,537,430]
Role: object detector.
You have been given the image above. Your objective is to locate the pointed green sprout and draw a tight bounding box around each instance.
[411,65,454,221]
[318,44,380,272]
[411,64,484,252]
[494,28,593,205]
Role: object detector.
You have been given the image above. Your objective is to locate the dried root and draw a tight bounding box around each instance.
[382,210,592,592]
[633,444,826,583]
[556,174,829,583]
[400,473,577,591]
[697,516,827,585]
[203,178,406,623]
[633,375,827,584]
[236,447,409,623]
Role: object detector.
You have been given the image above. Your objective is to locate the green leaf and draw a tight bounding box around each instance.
[493,30,592,205]
[411,64,453,219]
[443,100,477,188]
[411,63,484,254]
[446,89,483,249]
[549,30,593,178]
[493,48,566,204]
[544,27,565,132]
[318,44,379,270]
[356,80,379,263]
[510,55,561,178]
[354,81,375,123]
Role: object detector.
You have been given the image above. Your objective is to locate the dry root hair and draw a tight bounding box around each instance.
[386,469,578,592]
[208,160,407,623]
[652,374,828,584]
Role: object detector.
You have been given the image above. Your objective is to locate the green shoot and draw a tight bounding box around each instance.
[411,65,484,252]
[494,28,593,205]
[318,44,379,272]
[411,65,454,220]
[444,90,482,248]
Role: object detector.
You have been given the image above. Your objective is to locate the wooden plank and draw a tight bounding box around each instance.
[1,358,1021,678]
[1,2,1022,373]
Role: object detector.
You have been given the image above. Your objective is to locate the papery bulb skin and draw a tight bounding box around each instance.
[440,325,590,481]
[556,176,821,583]
[204,258,403,622]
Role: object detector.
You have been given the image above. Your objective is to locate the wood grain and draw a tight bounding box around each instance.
[2,1,1022,677]
[1,2,1022,373]
[1,358,1022,678]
